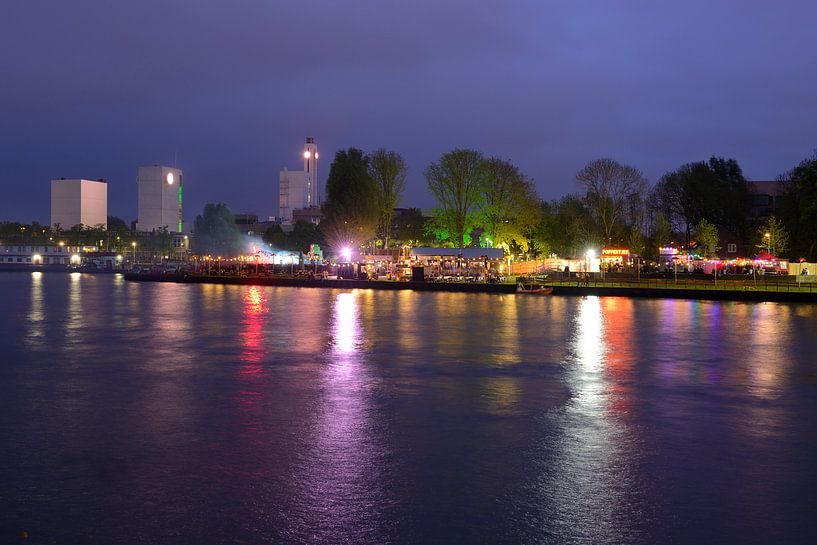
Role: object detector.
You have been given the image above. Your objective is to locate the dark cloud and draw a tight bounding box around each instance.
[1,0,815,222]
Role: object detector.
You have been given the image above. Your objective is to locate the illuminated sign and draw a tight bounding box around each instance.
[601,248,630,257]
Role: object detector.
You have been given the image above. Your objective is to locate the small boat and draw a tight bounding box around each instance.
[516,283,553,295]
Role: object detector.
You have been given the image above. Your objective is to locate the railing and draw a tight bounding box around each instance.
[539,273,817,293]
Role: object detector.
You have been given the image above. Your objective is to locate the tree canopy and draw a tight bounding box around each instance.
[576,158,647,244]
[321,148,379,252]
[778,152,817,260]
[425,149,488,247]
[479,158,540,252]
[192,203,244,256]
[369,148,407,249]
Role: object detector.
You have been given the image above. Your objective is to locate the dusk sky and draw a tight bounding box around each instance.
[2,0,816,224]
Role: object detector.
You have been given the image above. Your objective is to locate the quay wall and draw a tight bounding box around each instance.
[123,273,817,302]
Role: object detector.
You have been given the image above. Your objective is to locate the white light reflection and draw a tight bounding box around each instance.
[575,295,604,369]
[538,296,642,542]
[333,291,360,354]
[25,271,45,347]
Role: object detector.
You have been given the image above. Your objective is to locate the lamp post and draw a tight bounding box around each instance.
[131,241,137,264]
[764,232,771,254]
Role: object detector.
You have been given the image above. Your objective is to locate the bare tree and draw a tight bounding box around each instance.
[369,148,407,250]
[425,149,488,247]
[576,158,647,244]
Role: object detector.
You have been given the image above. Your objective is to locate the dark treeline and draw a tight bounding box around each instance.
[4,150,815,260]
[316,147,817,261]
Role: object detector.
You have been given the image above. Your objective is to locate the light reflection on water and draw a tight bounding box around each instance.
[4,274,817,545]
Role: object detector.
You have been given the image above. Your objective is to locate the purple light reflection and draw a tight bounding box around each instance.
[288,290,393,543]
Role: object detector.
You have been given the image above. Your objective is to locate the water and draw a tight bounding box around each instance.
[2,271,817,544]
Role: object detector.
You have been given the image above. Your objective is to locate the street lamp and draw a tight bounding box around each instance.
[131,241,137,263]
[764,232,771,255]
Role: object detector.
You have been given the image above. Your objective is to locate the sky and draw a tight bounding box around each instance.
[1,0,816,224]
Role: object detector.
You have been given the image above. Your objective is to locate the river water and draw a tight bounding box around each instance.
[1,271,817,544]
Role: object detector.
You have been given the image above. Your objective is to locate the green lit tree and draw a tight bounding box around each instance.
[425,149,488,248]
[694,218,720,257]
[756,215,788,257]
[479,158,540,253]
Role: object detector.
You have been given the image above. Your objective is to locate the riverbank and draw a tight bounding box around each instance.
[124,272,817,302]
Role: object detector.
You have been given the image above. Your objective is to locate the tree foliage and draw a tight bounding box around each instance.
[321,148,379,252]
[479,158,540,252]
[756,215,789,257]
[533,196,598,258]
[778,152,817,260]
[576,158,647,244]
[425,149,488,247]
[694,218,720,258]
[393,208,430,246]
[192,203,243,256]
[652,157,751,248]
[262,225,286,248]
[369,148,407,249]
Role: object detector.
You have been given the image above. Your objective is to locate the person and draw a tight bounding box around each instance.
[802,267,809,275]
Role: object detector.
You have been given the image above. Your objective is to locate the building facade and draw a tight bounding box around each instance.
[279,137,319,222]
[50,178,108,230]
[1,244,85,265]
[137,166,183,232]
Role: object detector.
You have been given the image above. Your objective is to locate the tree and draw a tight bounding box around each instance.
[778,152,817,260]
[393,208,429,246]
[575,158,647,244]
[192,203,244,256]
[288,220,321,253]
[756,216,789,257]
[369,148,407,250]
[425,149,487,247]
[646,210,674,260]
[107,216,129,233]
[533,195,597,258]
[321,148,379,252]
[653,162,718,247]
[707,156,752,239]
[479,158,541,252]
[695,218,720,257]
[263,225,286,248]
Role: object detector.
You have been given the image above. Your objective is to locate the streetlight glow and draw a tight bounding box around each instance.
[304,151,311,159]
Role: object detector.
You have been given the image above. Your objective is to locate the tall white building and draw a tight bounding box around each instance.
[50,178,107,230]
[137,166,183,232]
[279,137,319,221]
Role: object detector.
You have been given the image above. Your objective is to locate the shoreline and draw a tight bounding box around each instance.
[123,272,817,303]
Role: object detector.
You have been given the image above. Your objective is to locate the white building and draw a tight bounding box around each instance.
[279,137,319,222]
[50,178,108,230]
[1,244,85,266]
[137,166,183,232]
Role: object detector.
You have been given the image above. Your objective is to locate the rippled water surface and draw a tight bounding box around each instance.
[2,271,817,544]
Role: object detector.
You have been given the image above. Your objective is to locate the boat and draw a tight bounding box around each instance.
[516,283,553,295]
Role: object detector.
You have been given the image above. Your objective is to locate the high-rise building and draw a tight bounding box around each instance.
[137,166,183,232]
[279,137,319,222]
[50,178,108,230]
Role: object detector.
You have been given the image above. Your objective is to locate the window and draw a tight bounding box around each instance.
[727,243,737,253]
